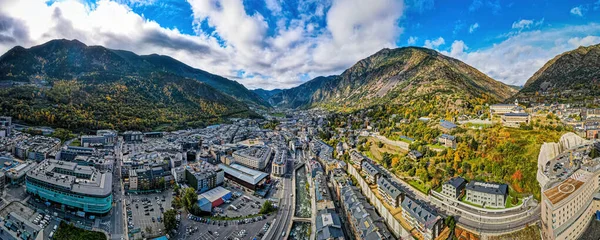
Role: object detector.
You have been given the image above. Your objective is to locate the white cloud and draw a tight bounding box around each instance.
[512,19,533,30]
[407,36,418,45]
[423,37,445,49]
[568,36,600,47]
[570,6,584,16]
[0,0,405,90]
[469,23,479,33]
[442,23,600,86]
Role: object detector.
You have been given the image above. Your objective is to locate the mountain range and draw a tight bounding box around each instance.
[0,39,260,131]
[266,47,517,110]
[1,39,597,131]
[516,43,600,101]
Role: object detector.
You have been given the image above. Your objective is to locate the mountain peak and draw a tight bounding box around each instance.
[268,47,515,109]
[520,44,600,94]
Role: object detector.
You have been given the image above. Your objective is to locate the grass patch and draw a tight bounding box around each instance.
[54,221,106,240]
[361,136,407,162]
[407,179,429,194]
[505,195,523,208]
[427,144,446,150]
[69,139,81,147]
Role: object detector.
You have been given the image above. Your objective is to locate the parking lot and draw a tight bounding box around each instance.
[126,190,174,239]
[179,213,275,240]
[218,180,282,218]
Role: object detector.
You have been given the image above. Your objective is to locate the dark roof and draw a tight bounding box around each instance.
[361,161,381,176]
[439,134,456,141]
[466,181,508,196]
[504,112,529,117]
[401,196,440,229]
[445,177,467,189]
[440,121,457,129]
[377,177,403,199]
[409,150,423,158]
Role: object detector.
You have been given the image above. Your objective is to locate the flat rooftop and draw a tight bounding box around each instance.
[543,171,588,205]
[218,163,268,185]
[27,159,112,197]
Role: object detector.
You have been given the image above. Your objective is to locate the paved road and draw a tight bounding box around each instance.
[108,139,125,240]
[264,149,296,240]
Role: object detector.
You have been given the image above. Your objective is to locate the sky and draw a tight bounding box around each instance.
[0,0,599,90]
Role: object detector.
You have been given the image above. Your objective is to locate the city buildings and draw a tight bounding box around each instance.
[80,130,117,147]
[26,160,113,214]
[439,120,457,132]
[0,212,42,240]
[232,146,272,170]
[538,135,600,240]
[401,196,443,240]
[377,176,404,208]
[271,148,287,177]
[340,185,393,239]
[438,134,457,149]
[361,160,381,184]
[465,181,508,208]
[123,131,143,143]
[184,161,224,193]
[218,163,269,190]
[0,156,37,186]
[501,112,531,128]
[408,150,423,160]
[490,101,524,115]
[0,116,12,137]
[197,186,232,212]
[316,209,345,240]
[14,136,60,162]
[441,177,466,199]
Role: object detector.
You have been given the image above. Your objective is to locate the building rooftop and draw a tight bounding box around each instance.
[504,112,529,117]
[316,209,344,240]
[543,170,589,205]
[26,159,112,197]
[439,134,456,141]
[446,177,467,189]
[218,163,268,185]
[466,181,508,196]
[377,177,402,199]
[401,196,440,230]
[440,121,457,129]
[361,161,380,177]
[197,186,231,202]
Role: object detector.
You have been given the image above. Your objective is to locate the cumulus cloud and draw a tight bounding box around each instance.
[568,36,600,47]
[0,0,406,90]
[423,37,445,49]
[407,36,418,45]
[441,23,600,86]
[469,23,479,33]
[570,6,585,16]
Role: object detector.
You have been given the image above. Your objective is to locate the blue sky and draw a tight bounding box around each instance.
[1,0,600,89]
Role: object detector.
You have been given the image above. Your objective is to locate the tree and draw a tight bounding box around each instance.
[51,128,75,142]
[382,152,392,168]
[163,209,177,232]
[182,188,197,210]
[158,178,166,190]
[259,200,277,214]
[377,141,384,148]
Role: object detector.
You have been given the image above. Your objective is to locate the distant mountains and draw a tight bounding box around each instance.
[267,47,517,109]
[516,43,600,100]
[252,88,282,103]
[0,39,260,131]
